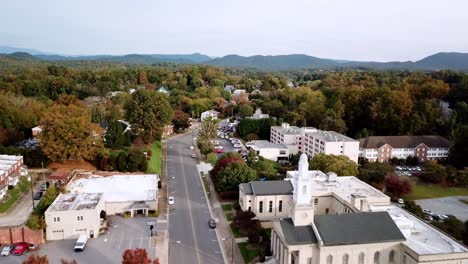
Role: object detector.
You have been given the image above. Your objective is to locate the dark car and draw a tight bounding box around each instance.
[208,219,216,229]
[40,182,50,192]
[33,191,43,200]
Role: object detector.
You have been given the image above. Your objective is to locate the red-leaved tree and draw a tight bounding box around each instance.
[61,259,78,264]
[22,255,49,264]
[122,248,152,264]
[210,152,245,183]
[384,175,412,198]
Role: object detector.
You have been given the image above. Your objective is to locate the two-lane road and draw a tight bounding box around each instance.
[167,133,224,264]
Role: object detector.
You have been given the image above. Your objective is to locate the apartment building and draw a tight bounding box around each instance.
[0,155,24,198]
[359,135,451,162]
[271,123,359,162]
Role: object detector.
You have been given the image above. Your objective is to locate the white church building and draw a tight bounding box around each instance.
[239,154,468,264]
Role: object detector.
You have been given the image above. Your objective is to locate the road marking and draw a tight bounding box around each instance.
[176,240,181,243]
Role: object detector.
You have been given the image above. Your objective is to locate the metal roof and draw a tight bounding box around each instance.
[279,218,318,245]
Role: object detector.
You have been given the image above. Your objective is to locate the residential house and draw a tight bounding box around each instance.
[200,110,220,121]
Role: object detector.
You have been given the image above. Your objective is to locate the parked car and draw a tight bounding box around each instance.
[1,244,13,256]
[208,219,216,229]
[214,148,224,154]
[168,196,175,205]
[191,153,196,158]
[33,191,44,200]
[397,198,404,205]
[12,242,28,255]
[424,215,433,221]
[423,209,433,215]
[233,144,242,148]
[40,182,50,191]
[74,235,88,252]
[189,146,194,150]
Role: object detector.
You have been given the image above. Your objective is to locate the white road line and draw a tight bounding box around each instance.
[140,238,143,248]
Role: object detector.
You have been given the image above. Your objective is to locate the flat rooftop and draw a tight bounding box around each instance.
[306,130,357,142]
[271,125,311,135]
[370,205,468,255]
[250,140,288,149]
[286,170,389,205]
[67,174,158,202]
[0,155,22,162]
[49,193,103,212]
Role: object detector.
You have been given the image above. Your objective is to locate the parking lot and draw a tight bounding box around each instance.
[415,196,468,222]
[394,166,421,177]
[2,216,167,264]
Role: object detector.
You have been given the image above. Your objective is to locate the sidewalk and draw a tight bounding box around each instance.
[197,162,245,264]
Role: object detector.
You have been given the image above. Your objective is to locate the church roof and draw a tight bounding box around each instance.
[314,211,405,246]
[279,218,318,245]
[240,180,293,196]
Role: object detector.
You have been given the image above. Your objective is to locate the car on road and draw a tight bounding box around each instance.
[12,242,28,256]
[33,191,44,200]
[40,182,50,191]
[208,219,216,229]
[189,146,194,150]
[74,234,88,252]
[191,153,196,158]
[168,196,175,205]
[233,143,242,148]
[1,244,13,256]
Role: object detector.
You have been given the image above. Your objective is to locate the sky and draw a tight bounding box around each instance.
[1,0,467,61]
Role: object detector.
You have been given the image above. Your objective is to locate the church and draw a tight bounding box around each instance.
[239,154,468,264]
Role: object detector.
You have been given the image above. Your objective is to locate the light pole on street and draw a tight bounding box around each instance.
[222,236,234,264]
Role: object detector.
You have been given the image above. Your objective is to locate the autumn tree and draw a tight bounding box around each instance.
[125,90,174,140]
[60,259,78,264]
[22,254,49,264]
[384,175,412,198]
[172,110,191,131]
[197,117,217,155]
[38,97,106,161]
[309,153,358,176]
[122,248,152,264]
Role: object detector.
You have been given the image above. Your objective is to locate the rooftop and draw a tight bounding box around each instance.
[279,218,318,245]
[250,140,288,149]
[359,135,451,149]
[306,130,357,142]
[67,174,158,202]
[240,180,293,196]
[370,205,468,255]
[48,193,103,212]
[0,155,23,162]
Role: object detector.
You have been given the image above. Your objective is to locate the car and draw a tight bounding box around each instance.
[74,235,88,251]
[397,198,404,205]
[220,134,225,139]
[423,209,433,215]
[33,191,43,200]
[191,153,196,158]
[12,242,28,256]
[168,196,175,205]
[1,244,13,256]
[424,215,433,221]
[233,144,242,148]
[214,148,224,154]
[189,146,194,150]
[40,182,50,191]
[208,219,216,228]
[438,214,449,220]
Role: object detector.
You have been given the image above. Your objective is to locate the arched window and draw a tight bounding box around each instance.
[358,252,365,264]
[342,254,349,264]
[327,255,333,264]
[389,250,395,263]
[302,185,307,195]
[373,252,380,264]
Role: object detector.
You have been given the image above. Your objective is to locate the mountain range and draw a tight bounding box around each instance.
[1,45,468,71]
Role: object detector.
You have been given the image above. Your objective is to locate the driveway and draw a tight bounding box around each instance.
[415,196,468,221]
[3,216,167,264]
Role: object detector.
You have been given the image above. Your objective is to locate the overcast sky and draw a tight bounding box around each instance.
[1,0,467,61]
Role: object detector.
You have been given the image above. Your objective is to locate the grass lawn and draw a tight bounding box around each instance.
[238,242,260,264]
[230,222,245,238]
[0,177,32,213]
[405,184,468,200]
[200,172,211,199]
[226,213,233,221]
[147,141,162,175]
[222,203,233,212]
[206,152,218,165]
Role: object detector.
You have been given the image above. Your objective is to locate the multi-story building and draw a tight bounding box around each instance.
[239,154,468,264]
[271,123,359,162]
[0,155,24,196]
[359,135,451,162]
[248,140,290,162]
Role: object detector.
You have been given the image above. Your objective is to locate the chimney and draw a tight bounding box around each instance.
[282,123,289,129]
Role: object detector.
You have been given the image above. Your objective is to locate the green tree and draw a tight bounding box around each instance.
[238,104,254,118]
[358,162,394,183]
[125,90,174,139]
[309,153,358,176]
[216,162,257,192]
[105,120,125,149]
[420,160,447,183]
[449,125,468,169]
[126,148,148,172]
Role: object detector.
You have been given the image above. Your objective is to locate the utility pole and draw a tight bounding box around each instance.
[41,162,46,182]
[29,175,35,209]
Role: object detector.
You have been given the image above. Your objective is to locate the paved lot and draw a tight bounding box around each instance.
[167,133,224,264]
[415,196,468,221]
[2,216,166,264]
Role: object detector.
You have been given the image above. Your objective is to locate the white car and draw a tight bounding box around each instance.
[397,198,404,205]
[189,146,194,150]
[233,144,242,148]
[1,244,13,256]
[168,196,175,205]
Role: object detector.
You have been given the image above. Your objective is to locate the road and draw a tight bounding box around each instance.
[167,133,224,264]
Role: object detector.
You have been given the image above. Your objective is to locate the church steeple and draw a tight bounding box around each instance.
[291,153,315,226]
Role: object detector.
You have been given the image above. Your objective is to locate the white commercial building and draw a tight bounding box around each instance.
[239,154,468,264]
[248,108,270,120]
[248,140,289,162]
[200,110,220,121]
[45,193,105,240]
[67,174,158,216]
[271,123,359,163]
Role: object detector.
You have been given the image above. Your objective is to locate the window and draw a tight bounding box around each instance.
[342,254,349,264]
[77,216,83,221]
[389,250,395,263]
[358,252,365,264]
[325,208,329,214]
[374,252,380,264]
[278,200,283,212]
[314,198,318,206]
[259,201,263,213]
[269,201,273,213]
[54,217,61,222]
[402,255,407,264]
[327,255,333,264]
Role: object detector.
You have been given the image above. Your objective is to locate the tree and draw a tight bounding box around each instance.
[420,160,447,183]
[122,248,151,264]
[60,259,78,264]
[233,210,258,232]
[38,97,106,161]
[432,216,465,241]
[238,104,254,118]
[197,117,217,155]
[309,153,358,176]
[252,159,278,180]
[450,125,468,169]
[125,90,174,139]
[210,152,245,182]
[403,200,424,218]
[172,110,191,131]
[126,148,148,172]
[22,254,49,264]
[105,120,125,149]
[216,162,257,192]
[384,175,412,198]
[358,162,394,184]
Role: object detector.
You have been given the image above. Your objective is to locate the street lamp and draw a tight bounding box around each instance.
[222,237,234,264]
